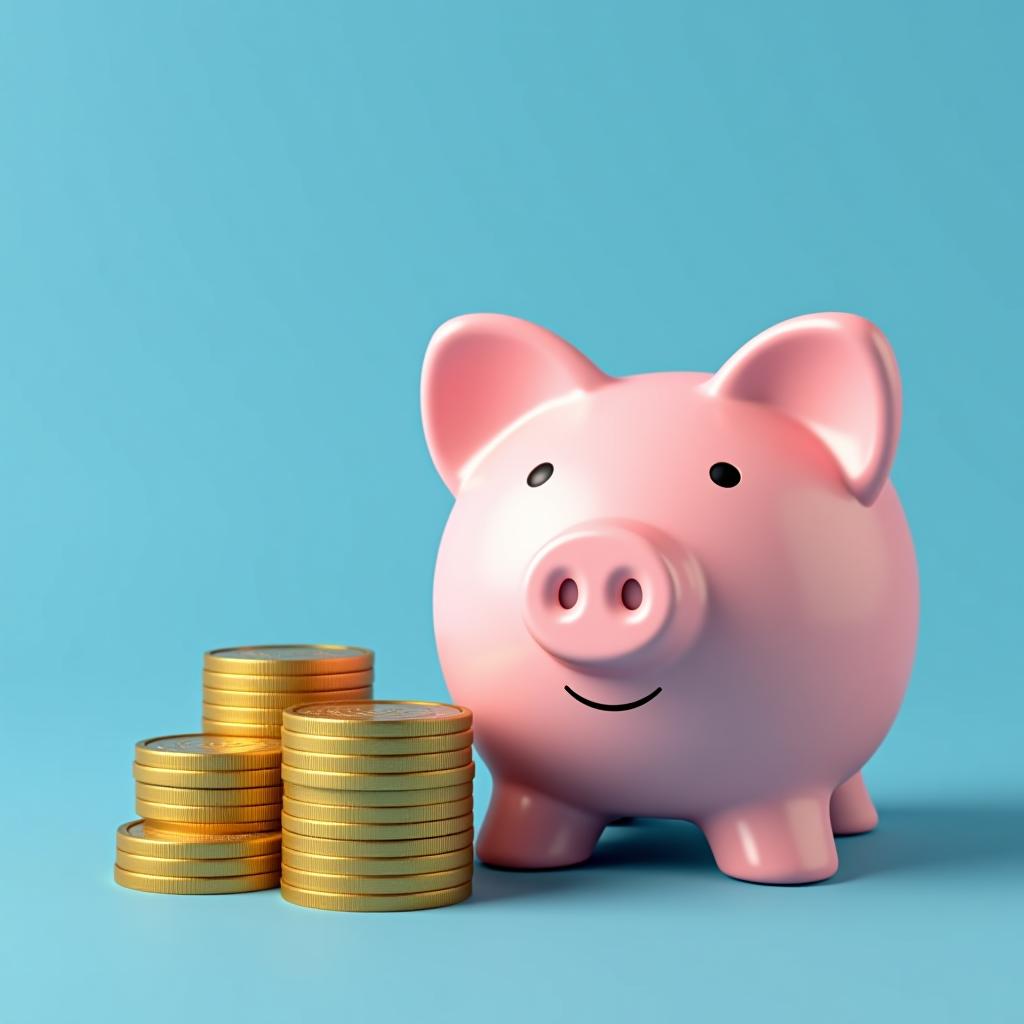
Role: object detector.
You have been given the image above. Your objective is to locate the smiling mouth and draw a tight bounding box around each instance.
[563,684,663,712]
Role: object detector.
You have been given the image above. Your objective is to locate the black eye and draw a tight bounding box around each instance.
[709,462,741,488]
[527,462,554,487]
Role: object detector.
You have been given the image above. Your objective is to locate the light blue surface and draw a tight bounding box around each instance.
[1,2,1021,1021]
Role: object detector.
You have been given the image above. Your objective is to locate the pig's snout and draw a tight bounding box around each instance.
[522,523,705,670]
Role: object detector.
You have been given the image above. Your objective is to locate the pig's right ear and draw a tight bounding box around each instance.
[421,314,609,494]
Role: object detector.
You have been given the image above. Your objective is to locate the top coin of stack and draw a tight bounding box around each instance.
[279,700,474,912]
[202,645,374,739]
[115,734,283,895]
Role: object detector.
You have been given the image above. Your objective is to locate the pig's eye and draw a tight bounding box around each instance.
[709,462,741,488]
[527,462,554,487]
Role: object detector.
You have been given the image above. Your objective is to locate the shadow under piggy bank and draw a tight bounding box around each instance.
[470,800,1024,902]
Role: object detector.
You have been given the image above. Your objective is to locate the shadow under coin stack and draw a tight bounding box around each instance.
[202,645,375,739]
[114,735,282,894]
[279,700,474,912]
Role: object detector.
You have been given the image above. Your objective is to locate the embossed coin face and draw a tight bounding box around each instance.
[124,821,274,843]
[142,736,280,756]
[204,645,374,675]
[284,700,471,737]
[135,734,281,770]
[292,701,464,722]
[217,645,357,662]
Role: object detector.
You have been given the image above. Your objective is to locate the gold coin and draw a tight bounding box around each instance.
[282,846,472,876]
[281,762,475,792]
[132,763,281,789]
[201,705,287,726]
[283,781,473,807]
[203,694,372,725]
[282,828,473,859]
[280,728,472,756]
[136,820,280,835]
[135,798,281,824]
[281,747,472,774]
[202,720,281,738]
[282,796,472,825]
[204,645,374,676]
[281,811,473,841]
[135,782,283,807]
[204,686,374,709]
[114,865,280,895]
[282,863,472,895]
[115,821,280,859]
[116,851,281,878]
[202,668,374,693]
[135,735,280,771]
[281,880,470,912]
[283,700,471,738]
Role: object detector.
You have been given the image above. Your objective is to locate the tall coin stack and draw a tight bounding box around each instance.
[202,645,375,738]
[279,700,475,912]
[114,735,283,894]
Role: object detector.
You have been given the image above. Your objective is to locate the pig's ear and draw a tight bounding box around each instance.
[706,313,901,506]
[422,314,609,493]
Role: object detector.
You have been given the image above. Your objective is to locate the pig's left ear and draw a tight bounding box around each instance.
[422,314,609,493]
[706,313,901,506]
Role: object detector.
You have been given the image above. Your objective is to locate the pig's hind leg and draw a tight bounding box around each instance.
[701,791,838,884]
[476,781,609,869]
[829,771,879,835]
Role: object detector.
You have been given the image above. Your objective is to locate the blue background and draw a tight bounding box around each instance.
[1,2,1021,1021]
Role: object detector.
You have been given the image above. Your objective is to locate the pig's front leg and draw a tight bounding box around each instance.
[700,791,838,884]
[476,781,609,869]
[829,771,879,835]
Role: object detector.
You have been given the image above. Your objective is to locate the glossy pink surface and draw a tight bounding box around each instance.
[421,313,918,884]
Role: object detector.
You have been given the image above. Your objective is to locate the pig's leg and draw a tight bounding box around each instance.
[829,771,879,835]
[476,782,608,869]
[700,792,838,884]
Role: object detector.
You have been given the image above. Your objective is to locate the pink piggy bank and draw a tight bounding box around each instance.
[421,313,918,884]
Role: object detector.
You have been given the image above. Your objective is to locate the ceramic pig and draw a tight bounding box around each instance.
[421,313,918,884]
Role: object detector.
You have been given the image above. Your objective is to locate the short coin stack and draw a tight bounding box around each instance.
[202,645,375,739]
[114,735,283,894]
[279,700,474,912]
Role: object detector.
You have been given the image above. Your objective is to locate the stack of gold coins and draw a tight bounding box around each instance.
[279,700,474,912]
[202,645,374,739]
[114,735,283,894]
[114,822,281,894]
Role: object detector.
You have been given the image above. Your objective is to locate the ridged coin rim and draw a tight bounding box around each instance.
[202,721,282,738]
[281,827,474,859]
[280,762,475,792]
[202,692,373,723]
[202,668,374,694]
[280,728,472,755]
[132,763,282,789]
[281,863,472,895]
[281,846,472,876]
[135,782,283,807]
[281,747,471,774]
[116,851,281,878]
[135,798,282,824]
[282,795,472,824]
[280,880,471,912]
[280,811,473,841]
[204,686,374,709]
[114,865,280,894]
[282,781,472,807]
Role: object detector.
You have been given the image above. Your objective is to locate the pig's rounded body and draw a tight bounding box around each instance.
[424,315,919,884]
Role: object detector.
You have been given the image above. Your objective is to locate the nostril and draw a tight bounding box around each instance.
[557,578,579,610]
[621,578,643,610]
